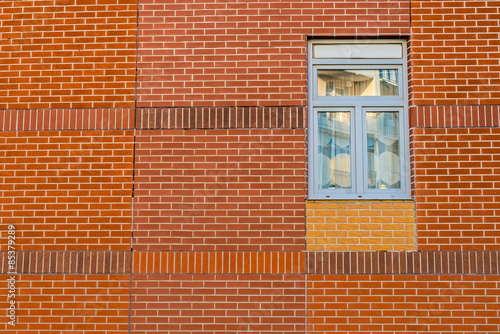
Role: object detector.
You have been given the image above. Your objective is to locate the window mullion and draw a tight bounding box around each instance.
[354,105,364,196]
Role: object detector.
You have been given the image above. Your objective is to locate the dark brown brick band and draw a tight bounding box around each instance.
[135,106,306,130]
[411,105,500,128]
[0,251,131,274]
[4,251,498,275]
[0,108,135,131]
[307,251,500,275]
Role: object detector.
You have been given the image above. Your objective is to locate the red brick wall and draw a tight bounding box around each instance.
[308,274,500,334]
[131,274,306,334]
[0,274,129,334]
[0,0,137,109]
[2,0,500,333]
[133,129,307,251]
[0,130,134,251]
[410,0,500,106]
[411,127,500,251]
[137,0,411,107]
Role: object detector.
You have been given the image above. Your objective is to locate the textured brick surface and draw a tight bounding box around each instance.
[410,105,500,128]
[0,274,130,334]
[133,129,307,251]
[0,0,137,109]
[132,251,305,274]
[410,0,500,106]
[0,251,131,274]
[411,127,500,251]
[131,274,306,334]
[137,0,411,107]
[308,274,500,334]
[306,201,416,252]
[0,130,134,251]
[136,106,306,130]
[307,251,500,275]
[0,109,135,132]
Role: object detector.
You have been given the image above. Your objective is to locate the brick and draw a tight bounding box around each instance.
[0,130,134,251]
[412,127,500,251]
[0,1,137,109]
[134,129,307,252]
[306,200,416,252]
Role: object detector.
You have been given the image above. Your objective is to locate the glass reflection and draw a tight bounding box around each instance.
[318,69,398,96]
[318,112,351,189]
[366,112,400,189]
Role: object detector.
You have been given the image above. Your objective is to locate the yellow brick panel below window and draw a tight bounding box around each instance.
[306,200,416,251]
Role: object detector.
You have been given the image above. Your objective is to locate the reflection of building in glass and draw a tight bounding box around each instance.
[366,112,400,189]
[318,112,351,189]
[318,69,398,96]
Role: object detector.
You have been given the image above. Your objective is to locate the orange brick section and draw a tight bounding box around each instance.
[0,0,137,109]
[411,127,500,251]
[0,274,129,334]
[131,274,306,334]
[137,0,411,107]
[306,201,416,252]
[410,0,500,106]
[308,274,500,334]
[0,130,134,251]
[133,129,307,251]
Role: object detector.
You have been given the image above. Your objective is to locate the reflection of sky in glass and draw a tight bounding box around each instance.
[318,69,398,96]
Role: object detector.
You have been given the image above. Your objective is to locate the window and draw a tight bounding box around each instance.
[308,40,410,199]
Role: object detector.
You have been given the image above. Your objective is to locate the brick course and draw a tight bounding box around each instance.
[135,106,306,130]
[0,108,135,132]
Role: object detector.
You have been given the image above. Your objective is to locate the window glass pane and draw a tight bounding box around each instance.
[317,69,398,96]
[314,44,403,59]
[318,112,351,189]
[366,112,400,189]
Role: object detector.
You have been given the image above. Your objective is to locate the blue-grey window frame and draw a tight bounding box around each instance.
[307,39,411,200]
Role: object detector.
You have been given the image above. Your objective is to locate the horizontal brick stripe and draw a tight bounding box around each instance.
[135,106,306,130]
[410,105,500,128]
[0,108,135,131]
[4,251,499,275]
[132,251,305,275]
[307,251,500,275]
[0,251,131,274]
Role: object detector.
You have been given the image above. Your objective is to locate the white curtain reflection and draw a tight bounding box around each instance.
[318,112,351,189]
[366,112,400,189]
